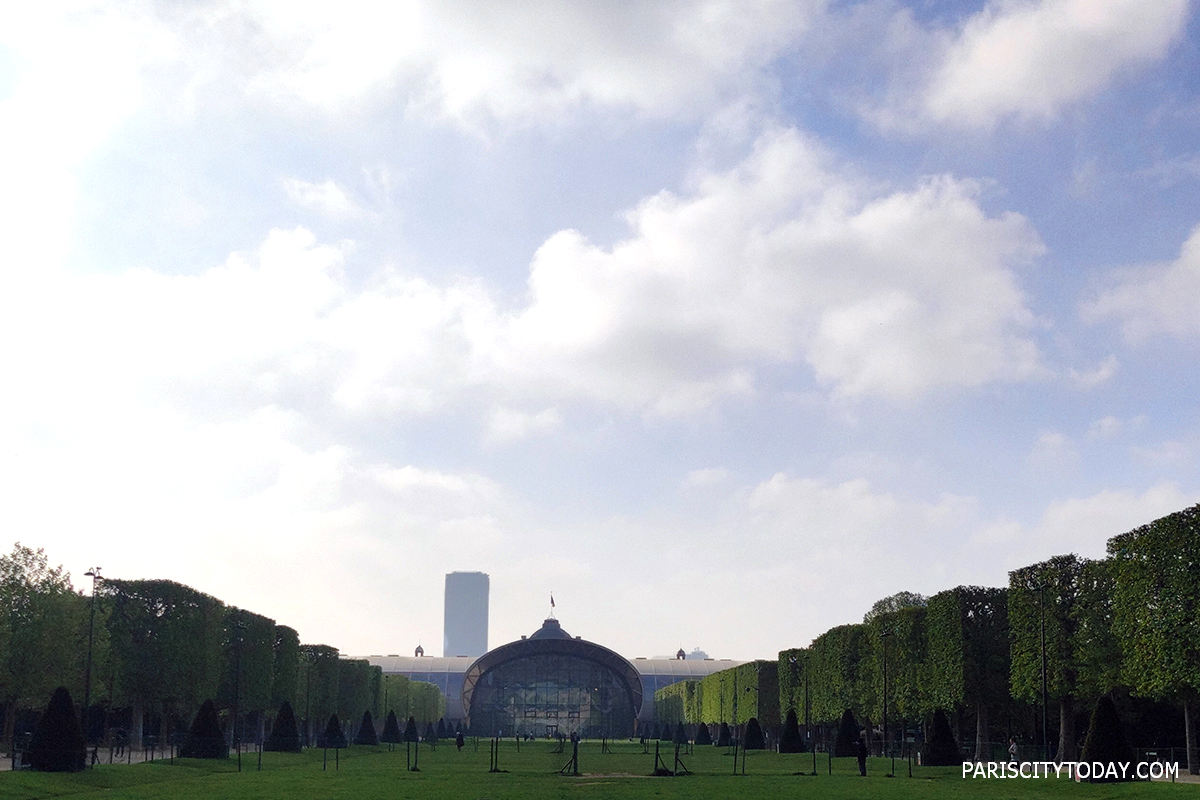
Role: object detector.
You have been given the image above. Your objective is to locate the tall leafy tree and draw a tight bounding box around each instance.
[807,624,866,724]
[0,544,85,749]
[1009,554,1113,761]
[298,644,340,737]
[1108,505,1200,774]
[104,579,224,744]
[926,586,1009,759]
[271,625,300,712]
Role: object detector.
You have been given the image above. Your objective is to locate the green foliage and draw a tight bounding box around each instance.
[355,710,379,745]
[180,699,228,759]
[808,624,866,724]
[778,708,804,753]
[1008,554,1093,703]
[922,708,960,766]
[743,717,765,749]
[403,715,418,742]
[715,721,730,747]
[673,720,687,745]
[218,608,276,713]
[0,544,86,722]
[299,644,340,725]
[380,709,401,744]
[27,686,85,772]
[264,701,301,753]
[697,661,778,728]
[105,579,224,718]
[271,626,300,711]
[1080,695,1134,780]
[321,713,347,748]
[925,586,1009,714]
[1108,505,1200,701]
[860,606,929,722]
[654,680,697,725]
[863,591,927,623]
[833,709,859,757]
[694,720,712,745]
[777,648,807,721]
[336,659,373,720]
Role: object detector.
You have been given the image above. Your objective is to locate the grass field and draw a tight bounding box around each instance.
[2,740,1192,800]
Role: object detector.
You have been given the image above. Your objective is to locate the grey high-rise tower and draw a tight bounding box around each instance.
[444,571,489,658]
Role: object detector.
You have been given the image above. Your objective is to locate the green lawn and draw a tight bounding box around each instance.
[2,741,1192,800]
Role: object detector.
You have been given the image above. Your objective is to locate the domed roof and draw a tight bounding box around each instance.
[528,617,571,640]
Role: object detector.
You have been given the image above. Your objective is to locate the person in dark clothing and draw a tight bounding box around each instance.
[455,731,464,751]
[857,735,868,776]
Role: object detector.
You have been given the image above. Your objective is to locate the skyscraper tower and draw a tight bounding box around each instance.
[444,571,489,658]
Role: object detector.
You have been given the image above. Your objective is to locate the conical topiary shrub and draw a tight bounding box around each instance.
[694,722,712,746]
[381,710,402,744]
[322,713,347,748]
[403,715,418,742]
[28,687,86,772]
[716,722,731,747]
[922,709,960,766]
[264,701,301,752]
[673,721,688,745]
[659,722,672,742]
[1080,696,1135,782]
[744,717,765,750]
[833,709,859,757]
[437,718,447,740]
[424,721,437,745]
[779,708,805,753]
[180,699,228,759]
[355,710,379,745]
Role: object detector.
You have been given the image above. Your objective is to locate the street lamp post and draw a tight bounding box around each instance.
[881,630,894,777]
[83,567,101,745]
[1036,582,1049,760]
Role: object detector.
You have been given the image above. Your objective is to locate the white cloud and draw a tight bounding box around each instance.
[1085,225,1200,340]
[284,178,365,220]
[1029,430,1078,470]
[1069,355,1118,388]
[1031,484,1195,557]
[923,0,1189,129]
[485,406,562,446]
[1086,416,1123,440]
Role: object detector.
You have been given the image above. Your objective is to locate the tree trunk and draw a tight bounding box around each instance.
[1186,698,1198,775]
[974,701,989,761]
[130,698,144,751]
[1056,695,1076,763]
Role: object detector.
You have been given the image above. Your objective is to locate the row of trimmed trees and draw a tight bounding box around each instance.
[0,552,445,752]
[655,503,1200,773]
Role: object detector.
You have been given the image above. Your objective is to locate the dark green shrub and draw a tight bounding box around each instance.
[833,709,860,757]
[381,710,401,744]
[695,722,712,746]
[404,715,418,742]
[1080,696,1135,781]
[779,708,805,753]
[180,699,228,759]
[922,709,960,766]
[28,687,85,772]
[264,701,301,752]
[321,714,347,748]
[716,722,731,747]
[437,718,447,739]
[674,721,688,745]
[424,721,437,745]
[744,717,765,750]
[355,710,378,745]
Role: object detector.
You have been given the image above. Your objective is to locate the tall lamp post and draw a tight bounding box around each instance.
[82,567,101,743]
[881,630,894,777]
[1035,582,1049,760]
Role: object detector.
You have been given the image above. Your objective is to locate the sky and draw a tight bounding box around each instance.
[2,0,1199,663]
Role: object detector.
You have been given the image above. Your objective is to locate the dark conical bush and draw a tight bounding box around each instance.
[264,701,301,752]
[28,687,86,772]
[716,722,731,747]
[321,713,347,748]
[180,699,228,759]
[779,708,805,753]
[424,721,438,745]
[659,722,672,742]
[437,718,447,739]
[404,715,419,742]
[381,710,401,744]
[695,722,712,746]
[1080,696,1135,781]
[834,709,859,757]
[922,709,960,766]
[674,721,688,745]
[744,717,765,750]
[355,710,379,745]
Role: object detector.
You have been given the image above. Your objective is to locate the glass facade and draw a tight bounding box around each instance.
[467,652,636,737]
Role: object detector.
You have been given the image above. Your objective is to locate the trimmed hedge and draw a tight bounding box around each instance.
[264,701,301,752]
[922,709,960,766]
[28,687,86,772]
[180,699,228,759]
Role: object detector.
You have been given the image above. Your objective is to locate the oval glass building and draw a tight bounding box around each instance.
[461,618,642,737]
